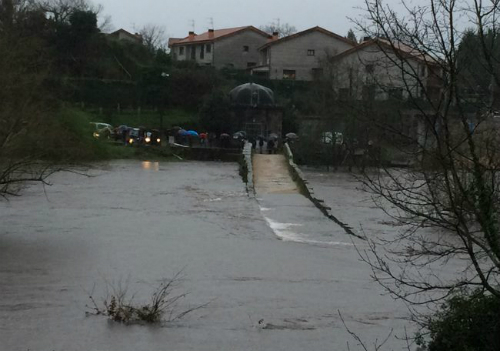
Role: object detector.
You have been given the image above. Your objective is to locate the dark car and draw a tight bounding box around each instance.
[144,129,161,146]
[126,128,141,146]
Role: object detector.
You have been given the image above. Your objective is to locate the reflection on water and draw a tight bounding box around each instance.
[141,161,160,171]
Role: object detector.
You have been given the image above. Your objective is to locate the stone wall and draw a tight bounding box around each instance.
[240,142,255,197]
[283,143,361,238]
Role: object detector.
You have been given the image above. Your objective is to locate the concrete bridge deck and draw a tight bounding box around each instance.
[253,154,299,194]
[252,153,352,247]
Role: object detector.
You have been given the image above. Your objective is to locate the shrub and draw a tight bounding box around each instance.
[86,273,210,324]
[424,292,500,351]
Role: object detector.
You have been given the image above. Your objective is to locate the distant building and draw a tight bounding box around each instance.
[108,29,143,44]
[251,26,356,81]
[168,26,273,70]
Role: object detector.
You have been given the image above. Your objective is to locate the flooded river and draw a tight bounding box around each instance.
[1,160,414,351]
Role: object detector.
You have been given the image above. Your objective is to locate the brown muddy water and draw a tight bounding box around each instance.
[1,160,416,351]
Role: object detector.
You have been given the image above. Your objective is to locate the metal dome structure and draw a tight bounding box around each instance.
[229,83,275,107]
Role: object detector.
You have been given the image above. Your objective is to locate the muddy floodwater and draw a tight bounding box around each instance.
[1,161,415,351]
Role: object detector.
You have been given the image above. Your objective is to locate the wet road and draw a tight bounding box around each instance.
[1,161,413,351]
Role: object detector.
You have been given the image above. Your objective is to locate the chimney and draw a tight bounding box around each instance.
[208,29,214,38]
[363,36,371,42]
[188,31,195,40]
[272,31,279,40]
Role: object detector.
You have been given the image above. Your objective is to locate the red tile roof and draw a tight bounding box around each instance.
[258,26,356,50]
[330,38,437,64]
[169,26,270,47]
[168,38,182,46]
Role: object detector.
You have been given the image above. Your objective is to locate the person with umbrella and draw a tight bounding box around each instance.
[186,130,198,147]
[285,132,298,144]
[199,132,207,146]
[258,136,265,154]
[267,137,275,154]
[220,133,230,148]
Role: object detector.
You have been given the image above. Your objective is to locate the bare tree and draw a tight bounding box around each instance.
[0,0,63,197]
[260,21,297,38]
[137,23,167,52]
[33,0,89,23]
[31,0,111,30]
[346,0,500,309]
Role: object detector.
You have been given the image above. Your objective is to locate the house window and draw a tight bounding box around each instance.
[283,69,296,80]
[200,44,205,59]
[190,46,195,60]
[243,45,249,52]
[206,44,211,53]
[247,62,256,68]
[365,64,374,73]
[179,46,184,55]
[307,49,315,56]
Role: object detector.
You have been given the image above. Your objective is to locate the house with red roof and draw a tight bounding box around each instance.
[168,26,273,70]
[326,38,442,101]
[250,26,356,81]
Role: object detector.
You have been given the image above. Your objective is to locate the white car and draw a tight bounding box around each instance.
[90,122,114,139]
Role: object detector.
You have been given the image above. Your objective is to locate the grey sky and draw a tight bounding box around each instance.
[97,0,407,39]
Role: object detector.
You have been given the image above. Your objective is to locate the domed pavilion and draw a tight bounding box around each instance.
[228,83,283,140]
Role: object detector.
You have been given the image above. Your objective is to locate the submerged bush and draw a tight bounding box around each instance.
[86,273,210,324]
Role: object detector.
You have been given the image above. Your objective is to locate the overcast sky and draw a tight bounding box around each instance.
[97,0,410,39]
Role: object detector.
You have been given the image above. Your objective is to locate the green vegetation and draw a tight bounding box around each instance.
[420,292,500,351]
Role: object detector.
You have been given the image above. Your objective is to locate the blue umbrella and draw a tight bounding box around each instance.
[178,129,189,136]
[187,130,199,137]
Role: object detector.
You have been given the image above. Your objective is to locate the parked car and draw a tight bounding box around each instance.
[91,122,114,139]
[126,128,141,146]
[144,129,161,146]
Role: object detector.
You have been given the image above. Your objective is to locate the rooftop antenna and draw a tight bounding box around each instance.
[207,17,214,29]
[273,18,280,29]
[189,19,195,32]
